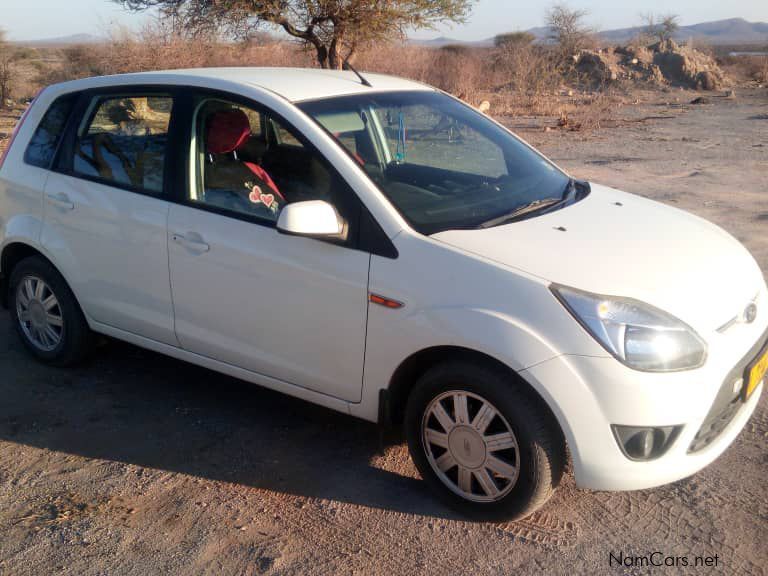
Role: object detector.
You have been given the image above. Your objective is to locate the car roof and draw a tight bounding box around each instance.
[47,67,435,103]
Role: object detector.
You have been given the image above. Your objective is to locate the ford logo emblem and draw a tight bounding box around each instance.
[744,303,757,324]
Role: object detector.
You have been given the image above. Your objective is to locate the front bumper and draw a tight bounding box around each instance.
[521,322,766,491]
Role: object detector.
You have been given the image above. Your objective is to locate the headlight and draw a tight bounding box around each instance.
[552,285,707,371]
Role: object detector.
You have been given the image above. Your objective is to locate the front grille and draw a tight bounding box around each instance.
[688,327,768,453]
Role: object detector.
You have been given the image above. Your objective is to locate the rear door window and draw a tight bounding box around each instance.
[73,95,173,195]
[24,94,77,169]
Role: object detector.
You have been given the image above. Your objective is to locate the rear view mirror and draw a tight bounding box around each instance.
[277,200,345,239]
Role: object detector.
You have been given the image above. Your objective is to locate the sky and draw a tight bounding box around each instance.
[2,0,768,42]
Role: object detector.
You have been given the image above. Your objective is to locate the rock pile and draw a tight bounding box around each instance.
[574,40,727,90]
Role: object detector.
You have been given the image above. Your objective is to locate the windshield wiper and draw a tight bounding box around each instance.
[477,178,575,229]
[477,197,562,228]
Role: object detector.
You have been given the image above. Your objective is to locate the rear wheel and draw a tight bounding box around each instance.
[405,361,565,521]
[9,256,93,366]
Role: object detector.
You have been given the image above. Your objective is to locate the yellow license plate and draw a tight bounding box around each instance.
[745,348,768,401]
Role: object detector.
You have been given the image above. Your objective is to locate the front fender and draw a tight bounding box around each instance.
[406,305,560,371]
[353,230,608,422]
[355,303,563,422]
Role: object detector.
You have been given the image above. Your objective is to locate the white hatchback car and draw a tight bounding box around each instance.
[1,68,765,520]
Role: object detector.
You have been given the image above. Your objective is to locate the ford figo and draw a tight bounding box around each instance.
[0,68,765,520]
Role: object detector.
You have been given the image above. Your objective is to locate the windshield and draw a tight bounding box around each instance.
[298,91,575,234]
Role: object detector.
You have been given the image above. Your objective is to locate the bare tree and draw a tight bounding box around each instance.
[642,12,680,43]
[545,3,594,64]
[117,0,474,69]
[659,14,680,42]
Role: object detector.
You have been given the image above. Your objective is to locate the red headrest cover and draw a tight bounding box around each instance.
[206,109,251,154]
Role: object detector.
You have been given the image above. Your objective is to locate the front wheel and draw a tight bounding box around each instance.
[405,361,565,521]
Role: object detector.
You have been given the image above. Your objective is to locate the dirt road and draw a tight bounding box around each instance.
[1,89,767,575]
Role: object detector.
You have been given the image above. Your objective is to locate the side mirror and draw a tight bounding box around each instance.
[276,200,345,239]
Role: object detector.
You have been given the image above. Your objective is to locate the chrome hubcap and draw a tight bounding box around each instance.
[16,276,64,352]
[422,390,519,502]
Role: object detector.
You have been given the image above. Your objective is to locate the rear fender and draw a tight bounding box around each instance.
[0,214,46,306]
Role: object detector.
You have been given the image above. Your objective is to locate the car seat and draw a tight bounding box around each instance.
[204,109,285,214]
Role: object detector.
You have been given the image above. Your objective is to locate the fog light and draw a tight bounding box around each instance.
[627,429,654,459]
[612,425,681,461]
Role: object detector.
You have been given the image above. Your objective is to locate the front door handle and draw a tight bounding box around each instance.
[172,232,210,253]
[46,193,74,211]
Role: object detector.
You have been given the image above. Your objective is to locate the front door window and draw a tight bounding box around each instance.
[190,98,347,227]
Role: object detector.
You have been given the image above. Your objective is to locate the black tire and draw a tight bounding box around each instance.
[8,256,93,366]
[405,361,565,522]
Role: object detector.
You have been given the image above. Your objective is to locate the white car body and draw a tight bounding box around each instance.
[0,68,765,494]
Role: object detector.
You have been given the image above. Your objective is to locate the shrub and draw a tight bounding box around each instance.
[24,23,619,130]
[545,3,596,65]
[718,54,768,84]
[494,31,536,49]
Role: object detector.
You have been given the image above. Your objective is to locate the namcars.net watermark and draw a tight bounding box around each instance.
[610,551,720,569]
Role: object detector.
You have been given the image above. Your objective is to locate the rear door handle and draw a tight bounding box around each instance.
[172,232,210,253]
[46,193,74,211]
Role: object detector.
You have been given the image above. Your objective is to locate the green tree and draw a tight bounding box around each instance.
[118,0,475,69]
[494,31,535,49]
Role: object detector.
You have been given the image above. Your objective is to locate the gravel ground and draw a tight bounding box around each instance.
[0,88,767,575]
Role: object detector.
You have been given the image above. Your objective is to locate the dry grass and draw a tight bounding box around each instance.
[719,54,768,85]
[18,22,594,126]
[33,33,540,110]
[38,31,316,84]
[3,24,764,136]
[0,104,25,156]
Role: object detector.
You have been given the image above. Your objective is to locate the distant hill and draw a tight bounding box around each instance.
[415,18,768,48]
[596,18,768,45]
[411,36,493,48]
[14,18,768,49]
[12,33,103,48]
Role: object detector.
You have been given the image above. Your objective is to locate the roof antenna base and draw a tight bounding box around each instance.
[342,59,373,88]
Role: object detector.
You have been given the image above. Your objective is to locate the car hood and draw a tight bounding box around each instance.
[432,184,766,334]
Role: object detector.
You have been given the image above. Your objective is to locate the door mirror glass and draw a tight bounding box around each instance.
[276,200,345,238]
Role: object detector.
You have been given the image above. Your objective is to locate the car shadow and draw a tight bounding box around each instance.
[0,310,463,521]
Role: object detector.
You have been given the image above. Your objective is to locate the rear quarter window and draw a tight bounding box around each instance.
[24,94,77,169]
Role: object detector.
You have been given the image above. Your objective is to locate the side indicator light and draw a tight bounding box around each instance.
[369,293,404,309]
